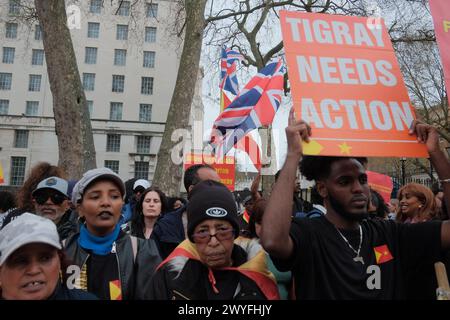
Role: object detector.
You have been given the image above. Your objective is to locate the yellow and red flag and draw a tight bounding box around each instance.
[0,162,4,184]
[158,239,279,300]
[374,244,393,264]
[109,280,122,300]
[242,209,251,224]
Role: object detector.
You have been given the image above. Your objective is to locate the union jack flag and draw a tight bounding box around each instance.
[211,59,285,157]
[219,47,245,96]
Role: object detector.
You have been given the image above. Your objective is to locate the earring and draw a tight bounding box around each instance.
[418,205,423,208]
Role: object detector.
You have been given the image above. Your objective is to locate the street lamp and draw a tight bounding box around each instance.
[429,158,434,184]
[400,157,406,186]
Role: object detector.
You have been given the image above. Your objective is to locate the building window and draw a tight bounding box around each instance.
[116,25,128,40]
[14,130,28,148]
[114,49,126,66]
[90,0,102,14]
[85,47,97,64]
[83,73,95,91]
[109,102,123,120]
[31,49,44,65]
[106,134,121,152]
[10,157,26,186]
[0,99,9,114]
[9,0,21,15]
[87,100,93,116]
[87,22,100,38]
[104,160,119,174]
[6,22,18,39]
[25,101,39,116]
[117,1,130,16]
[136,136,152,154]
[141,77,153,95]
[2,47,15,64]
[35,25,42,40]
[28,74,42,92]
[145,27,156,43]
[134,161,149,179]
[143,51,155,68]
[139,104,152,122]
[146,3,158,18]
[112,75,125,93]
[0,73,12,90]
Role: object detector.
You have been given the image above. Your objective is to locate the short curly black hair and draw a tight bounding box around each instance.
[300,156,367,181]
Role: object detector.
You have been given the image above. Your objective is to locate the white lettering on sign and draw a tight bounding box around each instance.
[285,17,385,47]
[321,99,343,129]
[300,98,414,131]
[296,56,397,86]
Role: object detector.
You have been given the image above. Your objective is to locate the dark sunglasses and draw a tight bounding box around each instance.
[191,228,234,244]
[34,192,67,205]
[134,187,146,194]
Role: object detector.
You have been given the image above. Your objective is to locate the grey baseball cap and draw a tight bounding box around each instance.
[71,167,125,204]
[0,213,62,266]
[32,176,69,198]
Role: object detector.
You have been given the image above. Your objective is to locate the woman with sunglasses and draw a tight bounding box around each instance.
[149,180,279,300]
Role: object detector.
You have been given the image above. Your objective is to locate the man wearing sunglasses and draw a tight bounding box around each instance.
[31,177,75,239]
[149,180,279,300]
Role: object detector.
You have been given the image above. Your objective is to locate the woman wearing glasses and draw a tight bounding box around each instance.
[149,180,279,300]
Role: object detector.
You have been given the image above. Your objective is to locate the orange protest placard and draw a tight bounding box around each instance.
[280,11,428,158]
[429,0,450,107]
[184,153,236,191]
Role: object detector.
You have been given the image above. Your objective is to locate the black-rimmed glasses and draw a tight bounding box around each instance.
[192,228,234,244]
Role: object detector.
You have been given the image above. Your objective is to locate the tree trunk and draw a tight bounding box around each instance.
[152,0,207,196]
[34,0,96,179]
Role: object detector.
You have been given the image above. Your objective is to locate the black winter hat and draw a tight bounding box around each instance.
[187,180,239,242]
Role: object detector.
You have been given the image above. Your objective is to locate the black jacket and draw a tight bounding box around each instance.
[57,209,79,240]
[152,204,187,259]
[63,230,162,300]
[1,208,78,241]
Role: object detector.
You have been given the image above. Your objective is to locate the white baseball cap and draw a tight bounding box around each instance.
[0,213,62,266]
[133,179,150,191]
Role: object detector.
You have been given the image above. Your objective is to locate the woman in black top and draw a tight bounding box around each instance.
[130,187,168,239]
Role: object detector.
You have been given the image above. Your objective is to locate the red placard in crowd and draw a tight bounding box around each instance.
[184,153,236,191]
[367,170,393,203]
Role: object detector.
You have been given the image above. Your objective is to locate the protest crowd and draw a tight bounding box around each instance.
[0,118,449,301]
[1,3,450,302]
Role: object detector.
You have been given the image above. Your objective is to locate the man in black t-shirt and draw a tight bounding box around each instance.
[260,110,450,299]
